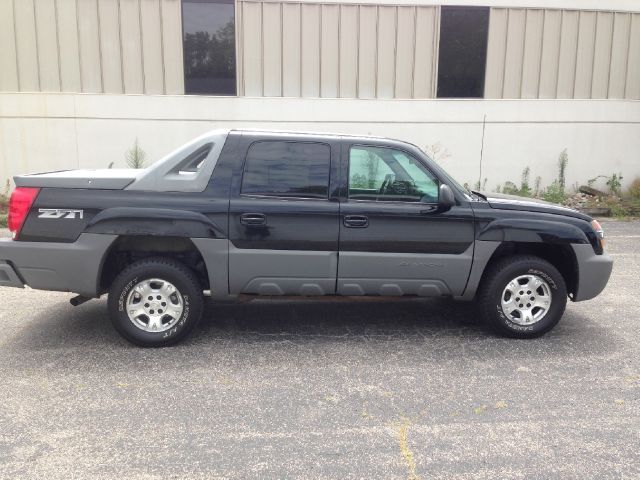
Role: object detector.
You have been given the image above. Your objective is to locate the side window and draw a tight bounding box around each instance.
[348,146,439,203]
[241,141,331,199]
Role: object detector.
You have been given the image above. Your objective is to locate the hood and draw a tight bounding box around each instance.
[481,192,591,220]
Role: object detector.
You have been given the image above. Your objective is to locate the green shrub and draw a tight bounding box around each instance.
[542,181,566,204]
[125,138,146,169]
[0,214,6,228]
[628,177,640,199]
[606,173,623,195]
[501,181,519,195]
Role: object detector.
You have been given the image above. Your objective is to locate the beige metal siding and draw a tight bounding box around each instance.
[0,0,182,94]
[14,0,40,91]
[485,7,640,99]
[98,0,124,93]
[56,0,82,92]
[34,0,60,92]
[0,0,19,91]
[627,13,640,99]
[237,1,438,99]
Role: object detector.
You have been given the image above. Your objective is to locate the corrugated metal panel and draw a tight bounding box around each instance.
[538,8,562,98]
[282,2,300,97]
[413,6,437,98]
[56,0,81,92]
[591,11,613,99]
[574,11,597,98]
[556,10,579,98]
[627,13,640,99]
[357,5,376,98]
[484,8,507,98]
[339,5,358,98]
[376,6,396,98]
[320,4,339,97]
[262,2,282,96]
[34,0,60,92]
[502,8,526,98]
[160,0,184,95]
[14,0,40,91]
[520,9,543,98]
[241,1,262,96]
[141,0,165,94]
[98,0,123,94]
[0,0,19,91]
[300,3,320,97]
[395,6,415,98]
[77,0,102,93]
[608,12,631,99]
[120,0,144,94]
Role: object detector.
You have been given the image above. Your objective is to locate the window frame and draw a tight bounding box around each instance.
[239,140,333,201]
[346,144,441,205]
[181,0,237,96]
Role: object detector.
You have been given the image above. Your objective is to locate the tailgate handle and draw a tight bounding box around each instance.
[344,215,369,228]
[240,213,267,226]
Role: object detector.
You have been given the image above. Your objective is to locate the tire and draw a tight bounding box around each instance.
[107,257,204,347]
[477,255,567,339]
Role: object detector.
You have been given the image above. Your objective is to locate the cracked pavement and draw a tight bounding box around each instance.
[0,221,638,479]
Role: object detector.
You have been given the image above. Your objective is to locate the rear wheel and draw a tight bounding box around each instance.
[478,255,567,338]
[107,257,204,347]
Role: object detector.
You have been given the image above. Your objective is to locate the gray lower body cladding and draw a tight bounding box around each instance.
[571,244,613,301]
[0,234,118,297]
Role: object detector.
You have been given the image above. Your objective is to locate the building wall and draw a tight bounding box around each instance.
[1,93,638,192]
[485,8,640,99]
[237,1,440,98]
[0,0,184,95]
[2,0,639,99]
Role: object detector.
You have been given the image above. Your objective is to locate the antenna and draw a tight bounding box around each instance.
[478,114,487,189]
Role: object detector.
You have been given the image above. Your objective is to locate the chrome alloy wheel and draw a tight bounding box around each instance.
[500,274,552,326]
[126,278,184,332]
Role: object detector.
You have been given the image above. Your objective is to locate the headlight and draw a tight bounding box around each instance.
[591,219,605,250]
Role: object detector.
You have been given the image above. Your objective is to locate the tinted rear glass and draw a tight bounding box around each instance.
[241,141,331,198]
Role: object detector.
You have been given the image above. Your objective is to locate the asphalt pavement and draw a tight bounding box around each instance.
[0,221,638,479]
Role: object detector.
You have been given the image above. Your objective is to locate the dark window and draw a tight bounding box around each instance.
[241,142,331,199]
[437,7,490,98]
[182,0,236,95]
[349,146,439,203]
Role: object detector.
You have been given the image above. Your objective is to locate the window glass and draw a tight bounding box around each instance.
[241,141,331,198]
[182,0,236,95]
[349,146,439,203]
[437,7,490,98]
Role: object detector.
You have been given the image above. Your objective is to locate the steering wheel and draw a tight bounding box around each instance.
[378,174,395,196]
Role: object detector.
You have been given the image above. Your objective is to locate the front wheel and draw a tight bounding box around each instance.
[107,257,204,347]
[478,255,567,338]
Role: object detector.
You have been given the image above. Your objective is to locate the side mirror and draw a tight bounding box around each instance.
[438,184,456,210]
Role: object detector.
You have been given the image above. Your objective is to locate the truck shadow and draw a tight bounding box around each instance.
[6,296,618,362]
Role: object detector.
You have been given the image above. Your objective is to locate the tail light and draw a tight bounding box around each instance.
[591,219,605,251]
[7,187,40,240]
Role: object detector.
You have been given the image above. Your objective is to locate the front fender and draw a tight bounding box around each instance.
[477,219,590,245]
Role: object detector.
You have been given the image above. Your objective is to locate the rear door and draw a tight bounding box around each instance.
[337,142,475,297]
[228,134,340,295]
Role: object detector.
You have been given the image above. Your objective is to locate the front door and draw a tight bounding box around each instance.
[228,136,340,296]
[337,143,475,297]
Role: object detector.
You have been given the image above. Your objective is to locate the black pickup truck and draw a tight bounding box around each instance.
[0,129,612,346]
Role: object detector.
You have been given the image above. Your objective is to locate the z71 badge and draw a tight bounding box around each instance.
[38,208,84,219]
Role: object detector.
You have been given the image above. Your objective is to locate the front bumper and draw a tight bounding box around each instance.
[571,244,614,301]
[0,234,117,297]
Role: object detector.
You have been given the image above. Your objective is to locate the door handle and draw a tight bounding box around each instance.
[240,213,267,226]
[344,215,369,228]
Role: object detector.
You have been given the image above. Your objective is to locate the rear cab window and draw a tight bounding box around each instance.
[241,141,331,199]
